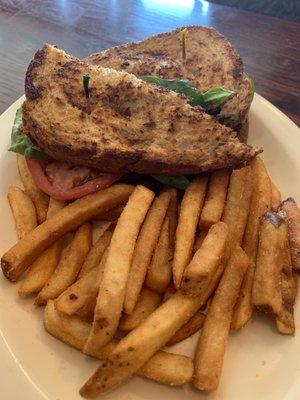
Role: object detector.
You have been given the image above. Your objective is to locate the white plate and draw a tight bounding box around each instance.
[0,94,300,400]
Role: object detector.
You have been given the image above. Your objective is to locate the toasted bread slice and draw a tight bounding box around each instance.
[86,26,253,137]
[22,45,258,175]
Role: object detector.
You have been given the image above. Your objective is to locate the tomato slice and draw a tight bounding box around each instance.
[26,158,122,201]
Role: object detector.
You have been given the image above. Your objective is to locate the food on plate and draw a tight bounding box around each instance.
[119,288,161,331]
[199,169,230,229]
[7,185,37,239]
[181,221,228,296]
[83,186,155,355]
[193,246,249,391]
[231,156,272,329]
[35,223,92,306]
[18,198,65,297]
[167,311,206,346]
[124,190,170,314]
[1,183,133,281]
[280,197,300,270]
[173,176,208,289]
[271,182,282,211]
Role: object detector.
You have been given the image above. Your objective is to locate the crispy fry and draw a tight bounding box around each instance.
[199,169,230,230]
[78,230,112,278]
[145,217,171,293]
[231,157,272,329]
[35,223,92,305]
[80,268,223,397]
[83,186,155,354]
[119,288,161,331]
[44,301,193,386]
[167,311,206,345]
[124,191,171,314]
[173,176,208,289]
[18,198,66,297]
[55,249,108,317]
[164,187,178,253]
[17,154,49,223]
[7,186,37,239]
[271,182,282,211]
[193,246,249,391]
[193,231,207,253]
[280,198,300,270]
[94,205,125,222]
[1,184,133,282]
[181,222,228,296]
[252,212,286,315]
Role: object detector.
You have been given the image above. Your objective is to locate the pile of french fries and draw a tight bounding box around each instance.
[1,154,300,398]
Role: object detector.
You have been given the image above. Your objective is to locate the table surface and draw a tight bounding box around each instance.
[0,0,299,126]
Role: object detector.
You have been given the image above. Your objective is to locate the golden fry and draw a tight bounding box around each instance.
[173,176,208,289]
[17,154,49,223]
[164,187,178,253]
[167,311,206,345]
[281,198,300,270]
[35,223,92,305]
[193,246,249,391]
[271,182,282,211]
[199,169,230,230]
[94,205,125,221]
[1,183,133,281]
[124,190,171,314]
[83,186,155,354]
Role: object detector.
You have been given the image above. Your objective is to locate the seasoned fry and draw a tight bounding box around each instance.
[164,187,178,253]
[119,289,161,331]
[252,212,286,315]
[1,183,133,282]
[181,222,228,296]
[78,230,112,278]
[221,165,253,256]
[280,198,300,270]
[44,301,193,386]
[18,198,65,297]
[83,186,155,354]
[167,311,206,345]
[94,205,125,222]
[193,231,207,253]
[271,182,282,211]
[124,191,171,314]
[35,223,92,305]
[173,176,208,289]
[193,246,249,391]
[199,169,230,229]
[80,268,224,397]
[145,217,171,293]
[7,186,37,239]
[17,154,49,223]
[231,157,271,329]
[55,249,108,317]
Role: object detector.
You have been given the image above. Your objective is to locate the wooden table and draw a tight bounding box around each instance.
[0,0,299,126]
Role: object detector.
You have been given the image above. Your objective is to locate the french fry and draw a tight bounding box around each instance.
[55,249,108,318]
[193,231,207,252]
[94,205,125,222]
[18,198,66,297]
[252,212,286,315]
[124,191,171,314]
[17,154,49,223]
[173,176,208,289]
[271,182,282,211]
[145,217,171,293]
[231,157,272,329]
[119,288,161,331]
[167,311,206,345]
[83,186,155,354]
[193,246,249,391]
[44,301,193,386]
[164,187,178,253]
[181,222,228,296]
[35,223,92,305]
[221,165,253,256]
[1,183,133,282]
[280,198,300,270]
[80,267,224,397]
[7,186,37,239]
[199,169,230,230]
[163,283,176,301]
[78,230,112,278]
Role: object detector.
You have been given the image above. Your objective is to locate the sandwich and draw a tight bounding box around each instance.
[9,31,259,201]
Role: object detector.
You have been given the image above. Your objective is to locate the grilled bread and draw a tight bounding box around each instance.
[22,44,259,175]
[86,26,253,140]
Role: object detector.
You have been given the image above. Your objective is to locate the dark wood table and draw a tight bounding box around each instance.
[0,0,299,126]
